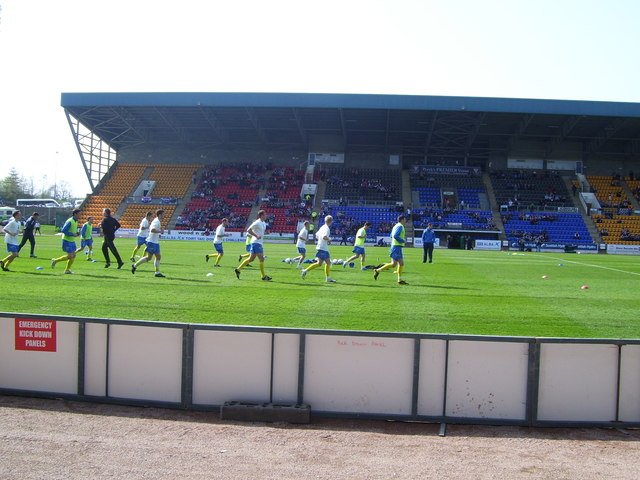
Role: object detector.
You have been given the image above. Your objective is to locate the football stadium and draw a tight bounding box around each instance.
[2,92,640,430]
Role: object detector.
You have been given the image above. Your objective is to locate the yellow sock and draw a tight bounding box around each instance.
[1,255,10,263]
[215,255,222,266]
[397,265,404,281]
[259,262,266,276]
[4,257,14,267]
[238,258,251,270]
[324,263,331,277]
[377,262,394,272]
[54,255,68,263]
[241,253,250,259]
[65,258,75,271]
[305,261,321,272]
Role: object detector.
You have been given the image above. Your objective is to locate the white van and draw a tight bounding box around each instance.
[0,207,15,226]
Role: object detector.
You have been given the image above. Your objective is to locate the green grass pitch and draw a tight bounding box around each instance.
[3,232,640,339]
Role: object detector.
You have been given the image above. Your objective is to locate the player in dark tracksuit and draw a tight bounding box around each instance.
[18,212,39,257]
[100,208,124,268]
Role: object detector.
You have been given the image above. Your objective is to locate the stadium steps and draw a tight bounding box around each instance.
[621,180,640,210]
[114,202,128,219]
[478,192,490,211]
[243,169,272,230]
[400,170,416,244]
[314,179,327,208]
[165,166,204,230]
[401,170,412,208]
[562,177,601,243]
[482,172,507,241]
[411,190,421,207]
[563,177,588,213]
[309,179,327,229]
[113,166,155,219]
[482,172,498,209]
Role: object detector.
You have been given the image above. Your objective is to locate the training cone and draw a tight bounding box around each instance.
[206,272,214,277]
[35,266,44,270]
[581,285,589,290]
[542,275,548,279]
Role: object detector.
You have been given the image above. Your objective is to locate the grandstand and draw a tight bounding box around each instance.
[491,170,571,210]
[176,164,262,232]
[503,212,592,246]
[61,92,640,249]
[410,167,487,209]
[324,206,400,238]
[586,175,633,215]
[593,214,640,244]
[323,167,402,205]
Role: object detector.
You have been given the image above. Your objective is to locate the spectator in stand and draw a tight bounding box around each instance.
[340,229,348,246]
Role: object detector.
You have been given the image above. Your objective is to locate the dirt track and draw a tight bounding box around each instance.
[1,395,638,479]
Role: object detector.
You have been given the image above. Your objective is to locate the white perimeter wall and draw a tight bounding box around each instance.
[1,315,639,426]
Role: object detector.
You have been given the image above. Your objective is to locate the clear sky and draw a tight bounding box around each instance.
[1,0,639,198]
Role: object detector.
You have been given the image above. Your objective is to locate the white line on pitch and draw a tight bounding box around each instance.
[543,255,640,276]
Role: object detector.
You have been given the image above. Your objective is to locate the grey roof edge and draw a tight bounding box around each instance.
[60,92,640,118]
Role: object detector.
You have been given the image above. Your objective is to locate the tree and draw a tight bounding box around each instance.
[0,168,29,205]
[56,181,74,202]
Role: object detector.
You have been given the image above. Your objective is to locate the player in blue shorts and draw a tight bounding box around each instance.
[130,211,153,262]
[292,220,310,269]
[76,216,94,260]
[235,210,271,280]
[373,215,408,285]
[1,211,22,272]
[51,209,81,274]
[301,215,336,283]
[238,233,251,263]
[132,210,165,277]
[344,221,371,270]
[206,218,230,267]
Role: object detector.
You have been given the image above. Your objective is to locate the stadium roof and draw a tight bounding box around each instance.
[61,92,640,159]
